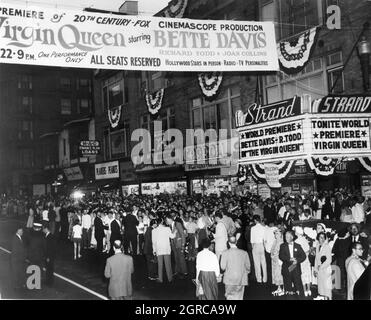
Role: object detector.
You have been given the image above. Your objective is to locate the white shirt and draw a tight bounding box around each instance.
[137,221,145,235]
[197,217,206,229]
[81,214,92,229]
[278,206,286,219]
[250,223,266,244]
[72,225,82,239]
[42,210,49,221]
[352,203,365,224]
[263,226,276,253]
[288,242,294,258]
[196,248,220,280]
[152,225,175,256]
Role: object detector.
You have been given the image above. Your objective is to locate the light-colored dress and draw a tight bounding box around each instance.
[295,236,312,285]
[314,242,332,299]
[270,239,283,286]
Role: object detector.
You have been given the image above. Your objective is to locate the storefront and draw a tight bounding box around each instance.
[94,160,121,194]
[120,160,139,196]
[134,164,187,195]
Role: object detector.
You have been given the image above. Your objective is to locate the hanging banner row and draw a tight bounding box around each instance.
[0,3,278,71]
[236,95,371,164]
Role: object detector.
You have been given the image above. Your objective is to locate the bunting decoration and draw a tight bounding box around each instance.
[145,89,164,115]
[359,157,371,172]
[247,161,295,185]
[108,105,122,129]
[307,157,342,176]
[163,0,188,18]
[198,72,223,100]
[278,26,320,75]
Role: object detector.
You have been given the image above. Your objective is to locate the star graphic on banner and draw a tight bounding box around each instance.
[362,131,367,137]
[297,123,302,130]
[313,132,319,139]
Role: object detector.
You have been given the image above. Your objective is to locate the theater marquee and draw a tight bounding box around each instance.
[236,95,371,165]
[0,4,279,72]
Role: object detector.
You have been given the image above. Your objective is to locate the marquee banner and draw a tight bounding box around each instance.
[236,96,311,164]
[310,113,371,157]
[0,3,279,72]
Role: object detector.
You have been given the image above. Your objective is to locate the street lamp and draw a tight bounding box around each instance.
[357,35,371,92]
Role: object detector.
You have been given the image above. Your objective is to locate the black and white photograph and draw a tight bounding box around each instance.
[0,0,371,307]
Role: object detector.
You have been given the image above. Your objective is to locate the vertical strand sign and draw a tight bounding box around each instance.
[0,3,279,72]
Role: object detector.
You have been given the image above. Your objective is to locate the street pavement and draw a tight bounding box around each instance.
[0,215,344,300]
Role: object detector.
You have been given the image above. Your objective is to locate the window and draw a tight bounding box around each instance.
[277,0,321,40]
[264,53,344,103]
[190,86,240,138]
[140,108,176,151]
[77,78,91,90]
[19,96,32,114]
[18,75,32,89]
[142,71,172,94]
[102,74,127,112]
[103,129,110,160]
[60,77,71,89]
[18,149,34,168]
[327,67,344,94]
[110,122,130,157]
[61,99,72,115]
[18,120,33,140]
[77,99,91,113]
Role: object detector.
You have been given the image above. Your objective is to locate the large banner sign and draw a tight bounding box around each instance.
[236,96,310,164]
[95,161,119,180]
[0,4,279,71]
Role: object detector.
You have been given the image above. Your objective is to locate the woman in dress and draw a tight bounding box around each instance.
[294,227,312,297]
[270,228,284,296]
[314,232,333,299]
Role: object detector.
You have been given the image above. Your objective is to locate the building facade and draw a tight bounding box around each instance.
[0,65,94,196]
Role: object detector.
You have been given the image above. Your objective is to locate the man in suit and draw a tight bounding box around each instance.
[279,230,306,298]
[144,219,158,280]
[322,196,341,220]
[27,223,44,275]
[109,212,122,256]
[263,198,277,225]
[104,240,134,300]
[43,223,56,286]
[220,236,251,300]
[94,211,105,255]
[10,227,26,290]
[345,224,369,259]
[166,214,188,277]
[123,211,139,255]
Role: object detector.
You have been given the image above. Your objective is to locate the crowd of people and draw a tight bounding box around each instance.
[4,188,371,300]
